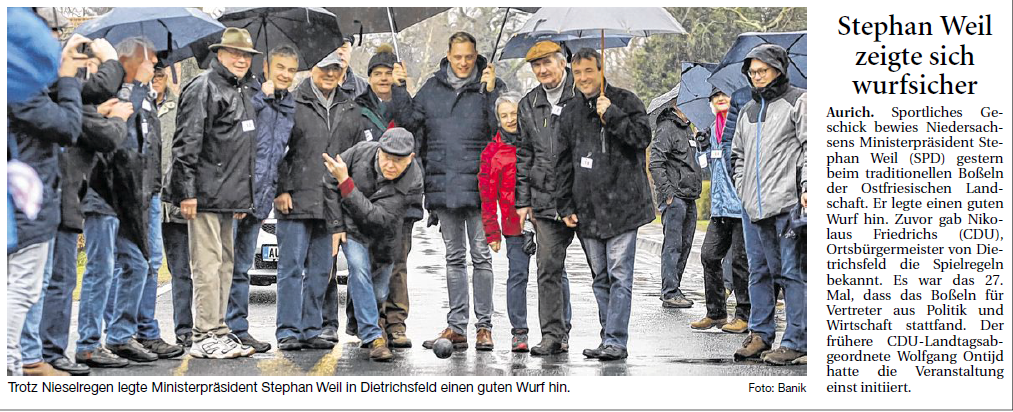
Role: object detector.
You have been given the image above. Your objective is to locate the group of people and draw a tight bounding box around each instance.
[8,7,807,377]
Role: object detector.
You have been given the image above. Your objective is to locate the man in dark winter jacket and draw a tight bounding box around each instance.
[514,41,575,356]
[730,44,807,365]
[7,32,86,376]
[555,48,654,362]
[225,45,300,354]
[394,32,505,351]
[322,128,423,361]
[273,53,365,351]
[649,105,702,309]
[168,28,260,359]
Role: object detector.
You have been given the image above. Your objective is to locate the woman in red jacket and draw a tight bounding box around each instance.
[479,93,531,352]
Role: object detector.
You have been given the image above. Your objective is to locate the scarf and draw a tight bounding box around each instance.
[446,65,477,91]
[543,72,568,106]
[714,110,728,144]
[310,80,335,109]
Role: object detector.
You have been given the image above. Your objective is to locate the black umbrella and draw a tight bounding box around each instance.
[327,7,449,60]
[675,62,720,128]
[708,31,807,95]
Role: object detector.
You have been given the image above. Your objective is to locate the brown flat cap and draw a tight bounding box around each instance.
[525,41,562,62]
[209,27,261,55]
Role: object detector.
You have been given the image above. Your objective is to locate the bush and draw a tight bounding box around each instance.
[696,180,712,221]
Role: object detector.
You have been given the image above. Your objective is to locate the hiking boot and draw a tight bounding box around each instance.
[388,331,412,348]
[301,336,335,350]
[734,333,771,361]
[319,327,340,343]
[531,339,564,356]
[138,337,185,359]
[278,337,303,351]
[175,333,192,348]
[51,357,90,376]
[792,355,807,365]
[238,334,272,353]
[583,343,606,359]
[511,334,529,353]
[22,361,70,376]
[661,296,694,308]
[598,345,629,361]
[764,347,806,366]
[690,317,728,330]
[107,339,158,362]
[721,318,749,334]
[422,328,468,350]
[560,334,569,352]
[475,328,494,351]
[369,338,394,362]
[76,348,128,368]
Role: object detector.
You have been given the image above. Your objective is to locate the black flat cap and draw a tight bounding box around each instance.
[379,127,414,156]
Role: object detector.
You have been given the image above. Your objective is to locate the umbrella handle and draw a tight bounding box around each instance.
[386,7,401,60]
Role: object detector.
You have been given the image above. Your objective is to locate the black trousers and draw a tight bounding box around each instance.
[701,216,750,320]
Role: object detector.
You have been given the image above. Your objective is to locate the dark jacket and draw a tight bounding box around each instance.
[340,68,369,100]
[356,87,424,222]
[393,55,505,211]
[278,78,364,223]
[649,108,702,206]
[720,86,753,162]
[8,77,83,251]
[157,89,186,224]
[81,82,150,217]
[555,83,654,240]
[167,58,257,213]
[515,69,579,220]
[323,142,423,264]
[249,79,296,220]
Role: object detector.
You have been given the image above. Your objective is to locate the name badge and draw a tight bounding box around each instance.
[689,139,697,148]
[551,105,562,116]
[711,149,723,159]
[580,157,593,169]
[142,100,152,111]
[142,121,148,135]
[364,130,374,141]
[697,154,708,169]
[242,120,256,132]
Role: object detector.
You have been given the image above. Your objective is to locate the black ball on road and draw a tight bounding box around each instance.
[433,338,454,359]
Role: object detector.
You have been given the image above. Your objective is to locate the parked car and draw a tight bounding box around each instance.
[251,211,348,286]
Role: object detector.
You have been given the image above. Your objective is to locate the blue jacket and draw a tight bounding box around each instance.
[8,78,83,251]
[249,79,296,220]
[701,119,743,219]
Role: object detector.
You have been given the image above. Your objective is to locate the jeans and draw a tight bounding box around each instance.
[659,198,696,300]
[42,230,80,362]
[18,239,55,365]
[701,216,750,321]
[504,235,531,334]
[345,219,415,335]
[137,194,164,340]
[76,214,119,353]
[162,222,192,338]
[275,219,331,341]
[436,207,493,334]
[6,241,51,375]
[105,233,151,345]
[742,212,806,352]
[533,218,574,342]
[344,237,393,343]
[227,215,262,337]
[579,230,637,349]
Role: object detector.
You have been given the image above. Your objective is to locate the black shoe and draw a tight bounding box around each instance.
[138,338,185,359]
[238,334,272,353]
[319,328,340,343]
[583,344,606,359]
[51,357,90,376]
[598,345,628,361]
[301,336,335,350]
[530,340,565,356]
[176,334,192,348]
[278,337,303,351]
[107,339,158,362]
[76,348,129,368]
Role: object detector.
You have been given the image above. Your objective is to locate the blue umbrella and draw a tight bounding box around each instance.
[708,31,807,95]
[74,7,225,65]
[675,62,719,128]
[499,32,632,60]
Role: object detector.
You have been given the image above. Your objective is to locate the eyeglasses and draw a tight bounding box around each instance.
[221,48,253,61]
[748,68,771,78]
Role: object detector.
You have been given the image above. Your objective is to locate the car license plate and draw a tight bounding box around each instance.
[262,245,278,262]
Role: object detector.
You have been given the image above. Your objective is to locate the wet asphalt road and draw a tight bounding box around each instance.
[77,223,804,376]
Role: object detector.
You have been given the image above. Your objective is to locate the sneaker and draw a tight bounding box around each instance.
[721,318,749,334]
[531,339,564,356]
[50,357,90,376]
[792,355,807,365]
[223,334,256,357]
[734,333,771,361]
[107,339,158,362]
[176,333,193,348]
[661,295,694,308]
[301,336,335,350]
[22,361,70,376]
[188,336,220,359]
[475,328,494,351]
[511,334,529,352]
[582,343,606,359]
[598,345,628,361]
[238,334,272,353]
[76,347,129,368]
[388,331,412,348]
[763,347,806,366]
[278,337,303,351]
[690,317,728,330]
[369,338,394,362]
[422,328,468,350]
[138,337,185,359]
[319,327,340,343]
